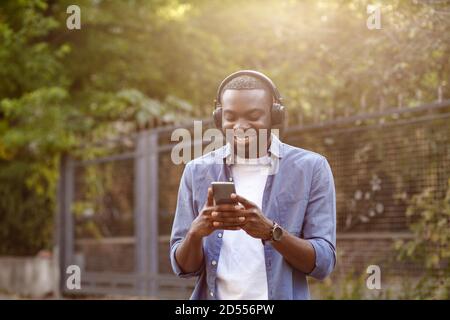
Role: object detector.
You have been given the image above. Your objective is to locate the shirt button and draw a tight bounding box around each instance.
[217,233,222,238]
[211,260,217,266]
[210,291,214,297]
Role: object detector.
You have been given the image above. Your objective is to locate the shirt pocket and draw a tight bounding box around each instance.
[275,193,308,237]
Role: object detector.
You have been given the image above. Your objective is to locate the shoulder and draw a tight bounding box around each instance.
[281,142,328,171]
[280,143,334,189]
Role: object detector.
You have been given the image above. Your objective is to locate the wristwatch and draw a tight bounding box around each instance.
[262,221,283,245]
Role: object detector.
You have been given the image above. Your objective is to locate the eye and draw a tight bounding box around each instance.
[223,112,236,121]
[248,110,262,121]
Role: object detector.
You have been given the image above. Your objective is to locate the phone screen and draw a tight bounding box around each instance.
[211,182,236,205]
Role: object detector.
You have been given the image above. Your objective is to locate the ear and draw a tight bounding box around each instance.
[271,104,285,126]
[213,107,222,129]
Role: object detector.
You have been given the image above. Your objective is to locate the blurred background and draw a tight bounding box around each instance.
[0,0,449,299]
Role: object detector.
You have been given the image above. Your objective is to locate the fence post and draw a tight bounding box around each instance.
[134,130,159,297]
[398,93,403,108]
[147,130,159,297]
[360,93,366,113]
[57,153,75,295]
[56,154,65,297]
[134,132,148,295]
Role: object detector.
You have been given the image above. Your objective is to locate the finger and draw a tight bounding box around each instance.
[211,210,244,218]
[237,209,257,217]
[231,193,256,209]
[207,187,214,206]
[222,226,241,231]
[214,204,242,212]
[212,221,245,228]
[211,216,246,223]
[201,206,215,216]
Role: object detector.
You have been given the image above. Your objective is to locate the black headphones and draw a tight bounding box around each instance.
[213,70,285,128]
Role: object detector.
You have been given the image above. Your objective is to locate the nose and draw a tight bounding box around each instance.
[233,118,251,131]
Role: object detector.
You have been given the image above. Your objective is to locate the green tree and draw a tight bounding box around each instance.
[1,0,449,256]
[395,179,450,299]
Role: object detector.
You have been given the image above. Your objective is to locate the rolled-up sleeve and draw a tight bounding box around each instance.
[169,162,204,278]
[303,156,337,280]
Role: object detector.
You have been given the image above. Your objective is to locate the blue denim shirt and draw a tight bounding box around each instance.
[170,135,336,300]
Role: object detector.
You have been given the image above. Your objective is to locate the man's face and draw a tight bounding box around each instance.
[221,89,272,158]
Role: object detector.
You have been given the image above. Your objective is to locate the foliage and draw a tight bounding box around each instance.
[0,0,449,257]
[0,0,71,255]
[394,179,450,299]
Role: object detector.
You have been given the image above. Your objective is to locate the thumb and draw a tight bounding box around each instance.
[231,193,256,209]
[206,187,214,206]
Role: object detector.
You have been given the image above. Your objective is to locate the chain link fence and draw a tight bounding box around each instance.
[57,100,450,298]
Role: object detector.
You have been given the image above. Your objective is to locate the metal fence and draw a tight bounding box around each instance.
[56,99,450,298]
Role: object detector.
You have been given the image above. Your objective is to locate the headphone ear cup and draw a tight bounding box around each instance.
[271,104,285,126]
[213,107,223,128]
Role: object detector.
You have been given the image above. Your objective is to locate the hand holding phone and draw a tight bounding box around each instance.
[210,181,246,230]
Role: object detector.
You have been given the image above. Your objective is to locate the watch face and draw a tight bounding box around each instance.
[273,226,283,241]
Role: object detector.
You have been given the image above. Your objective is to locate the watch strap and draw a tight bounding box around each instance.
[261,221,276,245]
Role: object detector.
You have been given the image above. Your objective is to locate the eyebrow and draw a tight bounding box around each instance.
[223,108,264,114]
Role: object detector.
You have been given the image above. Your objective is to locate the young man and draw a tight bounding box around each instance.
[170,70,336,299]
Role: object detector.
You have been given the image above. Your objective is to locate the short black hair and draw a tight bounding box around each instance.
[220,75,273,104]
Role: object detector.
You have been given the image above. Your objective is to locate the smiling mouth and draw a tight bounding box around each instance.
[234,136,250,144]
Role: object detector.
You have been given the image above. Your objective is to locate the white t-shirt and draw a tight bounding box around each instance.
[216,155,270,300]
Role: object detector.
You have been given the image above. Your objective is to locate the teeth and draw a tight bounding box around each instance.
[235,136,249,142]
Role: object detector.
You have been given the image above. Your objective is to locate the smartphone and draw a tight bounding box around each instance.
[211,181,236,205]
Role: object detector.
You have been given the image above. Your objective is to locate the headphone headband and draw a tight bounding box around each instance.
[215,70,283,107]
